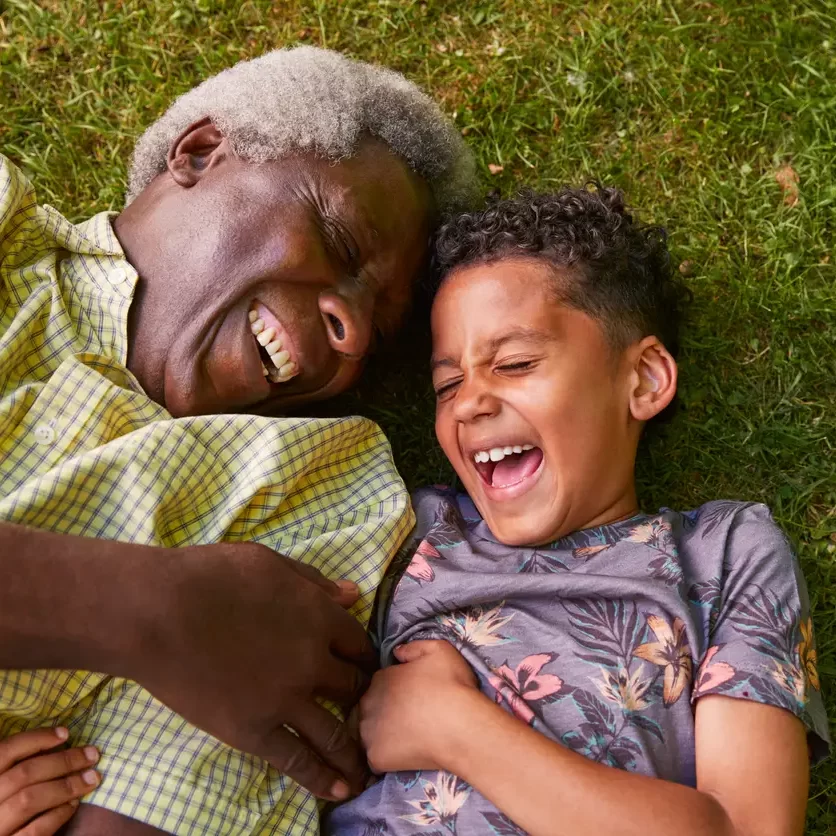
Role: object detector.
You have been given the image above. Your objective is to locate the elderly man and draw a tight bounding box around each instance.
[0,47,476,835]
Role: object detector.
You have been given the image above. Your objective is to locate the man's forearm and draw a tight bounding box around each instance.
[0,521,164,676]
[443,692,735,836]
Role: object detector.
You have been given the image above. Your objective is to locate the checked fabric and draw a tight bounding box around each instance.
[0,155,413,835]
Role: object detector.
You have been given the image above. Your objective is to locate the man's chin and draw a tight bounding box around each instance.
[164,357,362,418]
[248,363,364,416]
[163,375,265,418]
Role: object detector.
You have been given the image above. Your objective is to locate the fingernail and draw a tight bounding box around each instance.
[330,779,350,800]
[335,580,359,594]
[55,726,69,740]
[82,769,99,786]
[83,746,98,763]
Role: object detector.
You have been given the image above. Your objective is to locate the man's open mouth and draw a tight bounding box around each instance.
[248,302,300,384]
[472,444,544,489]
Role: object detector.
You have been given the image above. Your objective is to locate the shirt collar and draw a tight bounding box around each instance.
[73,210,124,257]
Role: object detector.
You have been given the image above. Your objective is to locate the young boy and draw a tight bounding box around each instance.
[327,187,830,836]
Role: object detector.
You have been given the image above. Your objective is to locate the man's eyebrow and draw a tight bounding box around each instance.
[431,327,553,371]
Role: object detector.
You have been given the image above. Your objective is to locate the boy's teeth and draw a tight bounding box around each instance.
[248,310,258,323]
[270,349,290,367]
[265,338,283,354]
[261,363,270,376]
[250,318,265,335]
[473,444,536,464]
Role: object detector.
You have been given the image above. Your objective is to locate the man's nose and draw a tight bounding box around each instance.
[318,293,374,359]
[452,374,500,424]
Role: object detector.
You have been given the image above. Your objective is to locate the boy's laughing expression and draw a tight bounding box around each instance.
[431,258,649,547]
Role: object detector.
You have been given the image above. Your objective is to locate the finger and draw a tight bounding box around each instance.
[15,800,78,836]
[315,656,370,707]
[0,729,68,774]
[257,725,351,802]
[0,770,99,833]
[0,747,99,805]
[328,608,377,673]
[394,640,446,663]
[281,558,359,606]
[291,702,369,797]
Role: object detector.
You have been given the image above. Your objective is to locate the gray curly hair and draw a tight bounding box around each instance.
[127,46,479,212]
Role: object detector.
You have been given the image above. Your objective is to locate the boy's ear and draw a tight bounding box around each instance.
[628,336,677,422]
[166,117,227,188]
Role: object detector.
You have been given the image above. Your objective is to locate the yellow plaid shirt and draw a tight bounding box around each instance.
[0,154,413,835]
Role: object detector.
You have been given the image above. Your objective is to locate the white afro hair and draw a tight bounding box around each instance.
[127,46,479,213]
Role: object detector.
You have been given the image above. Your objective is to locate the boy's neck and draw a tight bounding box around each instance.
[535,484,641,545]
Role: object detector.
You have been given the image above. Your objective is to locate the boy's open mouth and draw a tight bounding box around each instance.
[472,445,544,489]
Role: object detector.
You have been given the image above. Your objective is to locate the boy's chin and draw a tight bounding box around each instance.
[476,504,562,548]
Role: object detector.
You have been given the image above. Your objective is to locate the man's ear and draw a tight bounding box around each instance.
[628,336,678,422]
[166,117,226,188]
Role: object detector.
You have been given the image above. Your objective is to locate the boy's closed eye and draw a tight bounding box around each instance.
[433,358,542,400]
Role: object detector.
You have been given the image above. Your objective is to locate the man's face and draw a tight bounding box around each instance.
[431,259,641,546]
[124,137,433,416]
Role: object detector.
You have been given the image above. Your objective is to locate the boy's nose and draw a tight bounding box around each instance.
[452,377,500,424]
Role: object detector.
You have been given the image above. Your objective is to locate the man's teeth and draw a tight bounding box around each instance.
[473,444,534,464]
[249,311,298,382]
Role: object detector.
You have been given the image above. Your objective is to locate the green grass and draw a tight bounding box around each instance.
[2,0,834,828]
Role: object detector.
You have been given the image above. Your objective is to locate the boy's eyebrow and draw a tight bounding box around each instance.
[431,327,553,370]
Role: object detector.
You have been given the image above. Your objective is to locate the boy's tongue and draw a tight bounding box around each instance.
[491,447,543,488]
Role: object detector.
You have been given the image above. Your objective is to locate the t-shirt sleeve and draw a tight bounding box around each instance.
[691,503,830,761]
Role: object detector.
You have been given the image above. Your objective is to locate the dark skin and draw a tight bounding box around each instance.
[119,118,433,417]
[0,119,435,835]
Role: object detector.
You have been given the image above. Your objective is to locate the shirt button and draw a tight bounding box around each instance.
[111,267,128,284]
[33,424,55,445]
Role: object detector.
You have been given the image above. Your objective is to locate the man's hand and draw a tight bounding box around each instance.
[0,728,100,836]
[359,639,480,774]
[129,543,377,801]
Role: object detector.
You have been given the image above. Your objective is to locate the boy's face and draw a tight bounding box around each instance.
[431,258,646,546]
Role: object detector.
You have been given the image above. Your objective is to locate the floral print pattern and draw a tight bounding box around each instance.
[488,654,563,725]
[328,494,829,836]
[400,773,470,832]
[437,603,515,651]
[634,615,693,705]
[405,540,444,584]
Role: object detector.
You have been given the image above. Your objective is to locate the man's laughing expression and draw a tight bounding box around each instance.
[122,133,433,417]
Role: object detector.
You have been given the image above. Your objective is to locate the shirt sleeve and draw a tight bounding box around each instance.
[691,503,830,761]
[0,154,39,305]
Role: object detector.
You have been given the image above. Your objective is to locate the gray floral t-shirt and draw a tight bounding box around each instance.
[328,488,830,836]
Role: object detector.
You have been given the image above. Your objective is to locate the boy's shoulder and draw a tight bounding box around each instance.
[411,485,469,540]
[670,499,787,543]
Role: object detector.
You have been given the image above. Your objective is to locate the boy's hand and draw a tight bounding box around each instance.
[0,727,100,835]
[359,640,482,773]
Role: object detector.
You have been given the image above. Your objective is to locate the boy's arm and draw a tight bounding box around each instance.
[360,641,809,836]
[0,520,374,800]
